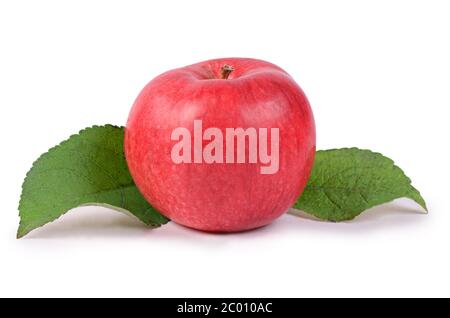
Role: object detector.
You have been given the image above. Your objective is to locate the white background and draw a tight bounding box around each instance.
[0,0,449,297]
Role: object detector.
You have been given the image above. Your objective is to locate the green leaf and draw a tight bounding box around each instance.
[293,148,427,221]
[18,125,168,238]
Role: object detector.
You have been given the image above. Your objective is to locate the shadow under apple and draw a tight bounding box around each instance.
[21,198,428,239]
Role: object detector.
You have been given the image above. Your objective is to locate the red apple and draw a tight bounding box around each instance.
[125,58,315,232]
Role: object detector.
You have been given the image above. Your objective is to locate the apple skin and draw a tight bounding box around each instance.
[125,58,315,232]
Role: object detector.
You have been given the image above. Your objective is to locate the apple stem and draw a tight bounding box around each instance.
[220,64,234,79]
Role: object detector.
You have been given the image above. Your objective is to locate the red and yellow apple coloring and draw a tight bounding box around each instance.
[125,58,315,232]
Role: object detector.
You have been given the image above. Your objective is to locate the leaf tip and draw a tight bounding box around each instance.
[409,187,428,214]
[16,225,28,239]
[420,201,429,214]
